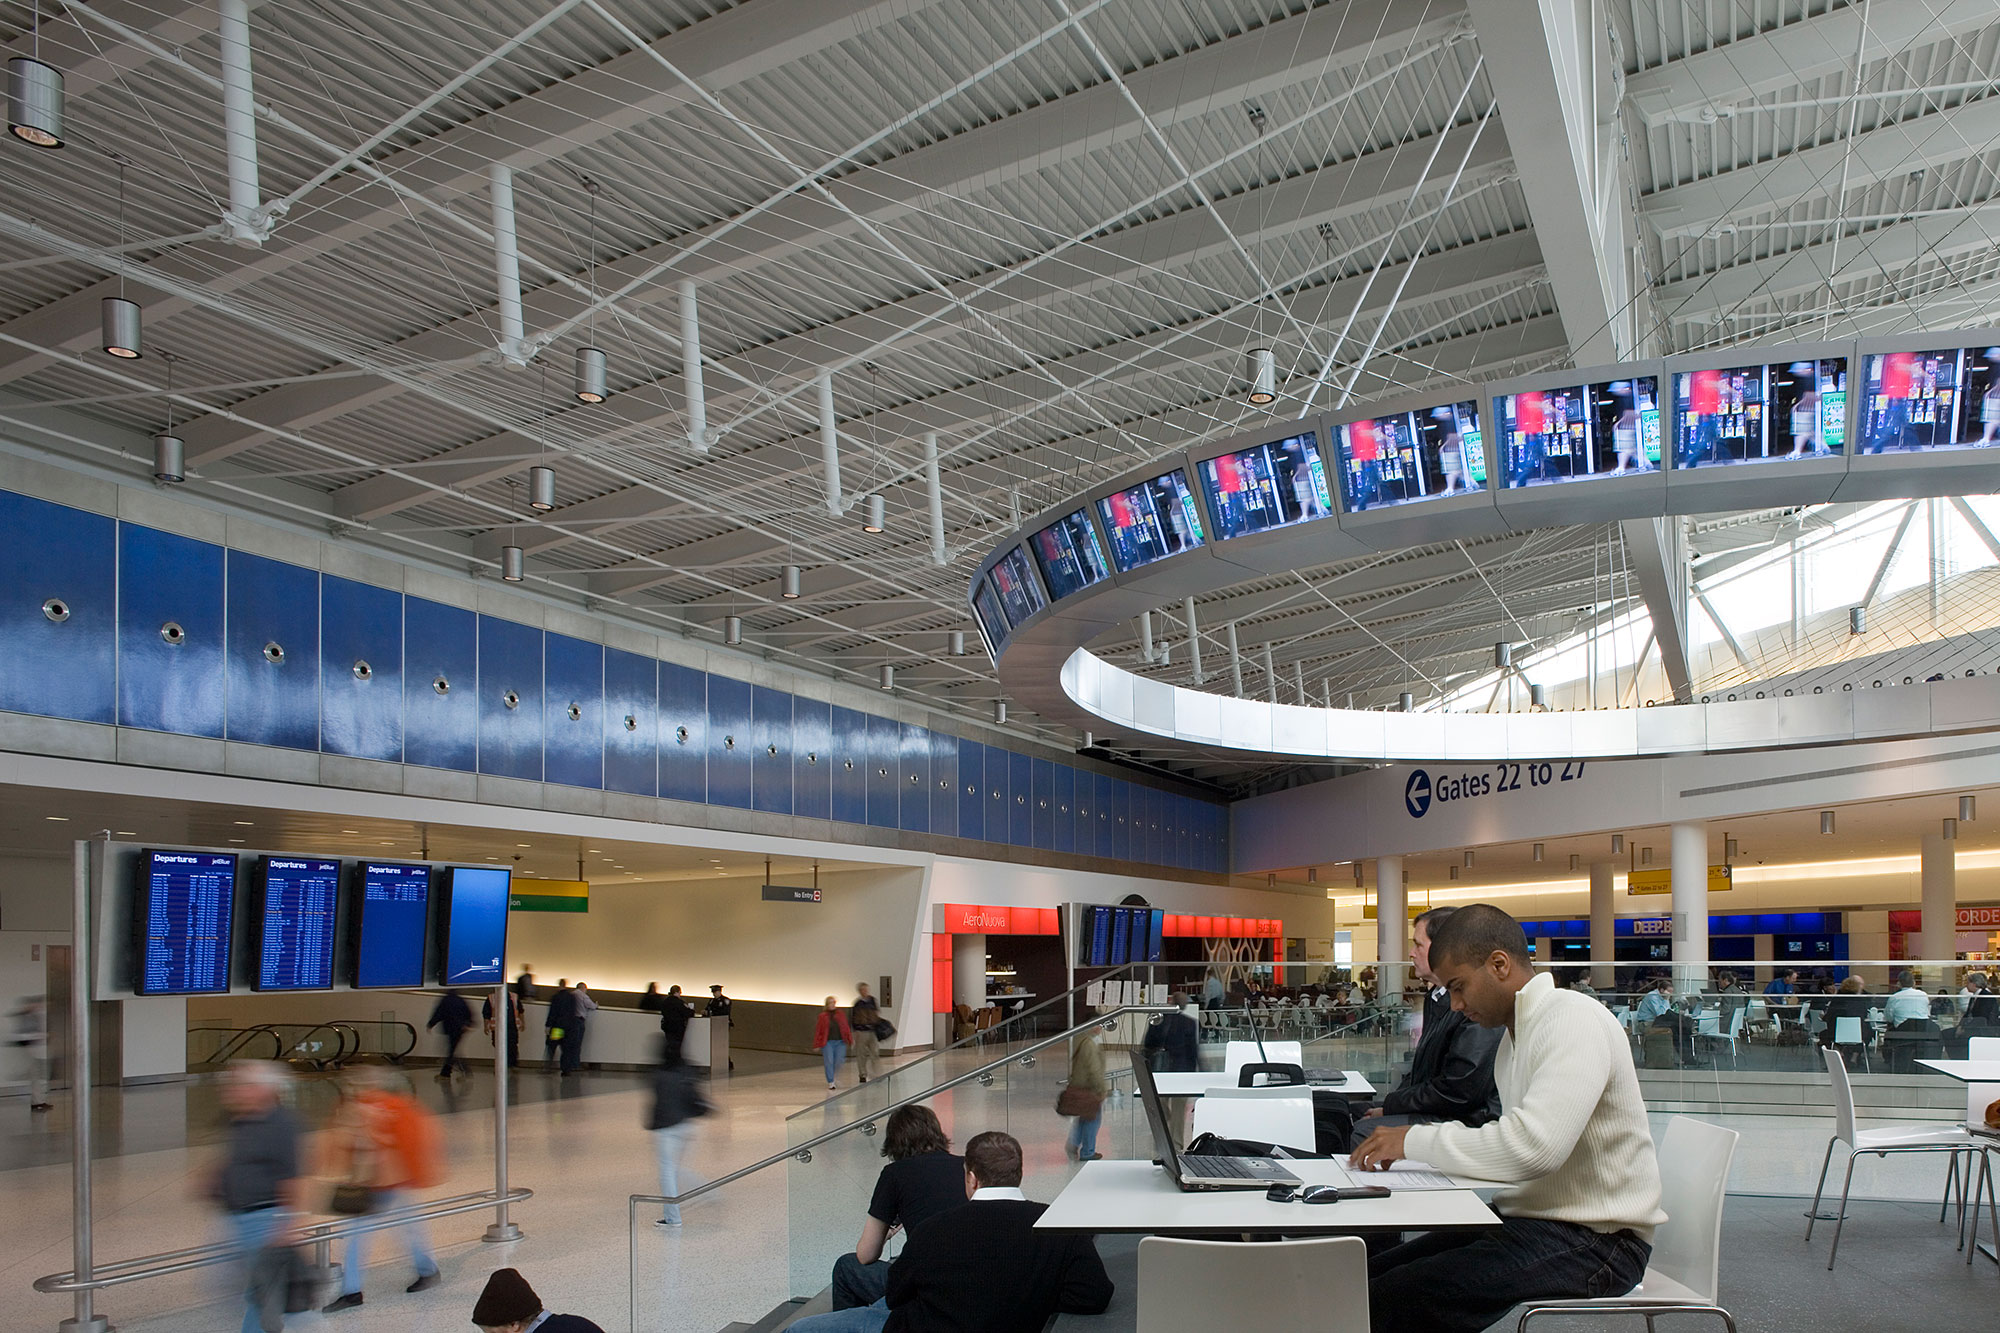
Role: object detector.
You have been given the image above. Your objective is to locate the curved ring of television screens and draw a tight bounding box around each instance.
[971,332,2000,762]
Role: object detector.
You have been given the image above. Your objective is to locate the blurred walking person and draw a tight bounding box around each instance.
[319,1068,442,1313]
[426,990,474,1079]
[1061,1027,1110,1162]
[815,996,852,1092]
[9,995,50,1110]
[850,983,882,1084]
[212,1062,305,1333]
[648,1045,711,1227]
[484,987,522,1068]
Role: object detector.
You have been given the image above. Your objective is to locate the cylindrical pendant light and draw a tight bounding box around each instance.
[1532,843,1544,863]
[1448,865,1459,881]
[1640,846,1653,866]
[993,700,1008,724]
[1724,835,1738,860]
[573,346,607,404]
[7,56,63,148]
[1960,795,1977,823]
[1246,347,1276,405]
[152,433,184,484]
[1463,850,1474,868]
[723,615,742,646]
[527,465,555,511]
[1398,691,1414,712]
[1530,683,1547,710]
[1568,853,1580,871]
[1494,641,1512,669]
[877,664,894,691]
[1944,817,1958,841]
[500,544,524,582]
[781,564,801,599]
[948,630,966,656]
[102,296,142,359]
[1819,810,1835,835]
[1611,834,1624,854]
[863,493,886,533]
[1849,606,1867,635]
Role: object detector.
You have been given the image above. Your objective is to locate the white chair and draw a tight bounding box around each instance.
[1138,1234,1369,1333]
[1698,1007,1745,1067]
[1744,999,1770,1040]
[1968,1036,2000,1138]
[1514,1116,1739,1330]
[1831,1014,1870,1072]
[1190,1087,1316,1154]
[1223,1039,1303,1084]
[1806,1046,1973,1269]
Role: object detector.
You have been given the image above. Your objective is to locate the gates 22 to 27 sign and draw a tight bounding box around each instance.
[1402,761,1590,819]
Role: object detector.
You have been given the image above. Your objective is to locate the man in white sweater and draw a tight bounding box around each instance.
[1351,904,1664,1333]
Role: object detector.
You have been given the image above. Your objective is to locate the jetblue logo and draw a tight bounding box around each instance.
[1404,769,1432,819]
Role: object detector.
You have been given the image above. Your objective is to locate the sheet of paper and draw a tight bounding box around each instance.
[1322,1159,1466,1191]
[1085,982,1104,1008]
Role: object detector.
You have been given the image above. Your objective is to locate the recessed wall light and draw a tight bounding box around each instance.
[45,815,68,821]
[234,821,254,826]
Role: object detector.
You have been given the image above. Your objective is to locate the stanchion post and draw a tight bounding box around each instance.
[483,983,522,1242]
[62,838,109,1333]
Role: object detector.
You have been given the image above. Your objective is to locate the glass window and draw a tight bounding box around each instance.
[1095,469,1206,571]
[1196,430,1334,538]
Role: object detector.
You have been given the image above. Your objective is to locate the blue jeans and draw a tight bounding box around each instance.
[822,1039,847,1084]
[341,1188,438,1295]
[654,1122,697,1223]
[1066,1113,1101,1159]
[1368,1216,1651,1333]
[230,1208,282,1333]
[831,1253,890,1309]
[790,1298,889,1333]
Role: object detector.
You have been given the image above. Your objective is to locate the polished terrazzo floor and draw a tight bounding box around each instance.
[3,1049,1994,1333]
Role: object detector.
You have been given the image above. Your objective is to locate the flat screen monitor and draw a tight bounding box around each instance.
[135,849,237,995]
[1146,908,1165,963]
[971,577,1009,654]
[1496,376,1661,488]
[1028,509,1112,600]
[1334,399,1485,511]
[1095,468,1206,571]
[352,861,431,988]
[988,546,1046,629]
[1081,904,1112,966]
[439,866,510,987]
[1197,430,1335,539]
[1110,907,1134,966]
[254,856,338,991]
[1858,346,2000,454]
[1673,357,1846,468]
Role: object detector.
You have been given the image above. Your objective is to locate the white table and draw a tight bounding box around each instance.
[1916,1059,2000,1267]
[1916,1059,2000,1082]
[1035,1159,1499,1235]
[1153,1070,1375,1098]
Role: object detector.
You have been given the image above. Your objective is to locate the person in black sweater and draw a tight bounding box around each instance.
[471,1267,603,1333]
[1351,906,1502,1150]
[658,985,696,1063]
[1142,994,1201,1072]
[545,981,583,1076]
[791,1130,1112,1333]
[426,991,475,1078]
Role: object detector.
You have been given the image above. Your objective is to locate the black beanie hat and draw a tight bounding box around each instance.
[471,1268,542,1325]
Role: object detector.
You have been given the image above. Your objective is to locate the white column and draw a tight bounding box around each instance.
[1589,861,1616,991]
[1920,830,1958,982]
[679,279,708,452]
[952,933,987,1010]
[923,432,946,565]
[818,372,843,515]
[218,0,265,245]
[1376,856,1406,998]
[1670,821,1709,996]
[488,164,526,365]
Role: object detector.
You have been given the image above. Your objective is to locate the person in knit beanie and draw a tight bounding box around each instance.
[471,1268,606,1333]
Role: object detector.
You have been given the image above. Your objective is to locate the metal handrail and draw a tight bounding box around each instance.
[627,1004,1172,1333]
[34,1187,534,1295]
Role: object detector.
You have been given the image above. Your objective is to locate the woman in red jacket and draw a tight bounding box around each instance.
[814,995,852,1091]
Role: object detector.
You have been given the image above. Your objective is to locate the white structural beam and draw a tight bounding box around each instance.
[0,0,950,385]
[215,0,268,247]
[1619,517,1694,702]
[1642,97,2000,239]
[1625,0,2000,126]
[1466,0,1635,362]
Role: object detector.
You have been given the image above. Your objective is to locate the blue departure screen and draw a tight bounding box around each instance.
[136,850,237,995]
[354,862,430,988]
[1081,905,1112,966]
[256,857,338,991]
[1147,908,1165,963]
[440,866,510,987]
[1110,908,1134,966]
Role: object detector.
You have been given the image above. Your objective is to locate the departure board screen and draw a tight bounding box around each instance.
[135,850,237,995]
[1146,908,1165,963]
[1029,510,1112,600]
[988,546,1047,629]
[1496,376,1661,487]
[1197,430,1335,539]
[1110,907,1134,966]
[1334,400,1485,511]
[1673,358,1846,468]
[353,861,430,988]
[254,857,338,991]
[971,576,1009,655]
[439,866,510,987]
[1094,469,1206,571]
[1081,904,1112,966]
[1859,346,2000,453]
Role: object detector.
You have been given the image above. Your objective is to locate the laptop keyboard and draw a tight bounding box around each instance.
[1185,1156,1267,1178]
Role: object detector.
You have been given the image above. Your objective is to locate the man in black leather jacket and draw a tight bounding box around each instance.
[1350,906,1502,1149]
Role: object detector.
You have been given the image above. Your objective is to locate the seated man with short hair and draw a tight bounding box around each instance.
[1352,904,1663,1333]
[792,1130,1112,1333]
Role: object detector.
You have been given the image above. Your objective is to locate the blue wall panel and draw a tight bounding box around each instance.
[865,713,899,829]
[603,649,657,797]
[1054,765,1075,856]
[543,633,603,790]
[1116,780,1136,861]
[1142,785,1163,866]
[0,492,115,724]
[659,663,706,803]
[792,697,831,822]
[929,729,956,839]
[1092,773,1112,859]
[403,598,476,771]
[118,525,225,736]
[1031,757,1055,851]
[831,706,867,825]
[752,686,794,815]
[899,724,929,834]
[956,738,984,842]
[706,674,752,809]
[986,745,1010,844]
[320,576,402,761]
[477,615,544,781]
[1008,751,1033,846]
[225,551,320,750]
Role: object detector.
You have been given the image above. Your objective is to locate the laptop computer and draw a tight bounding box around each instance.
[1128,1052,1302,1192]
